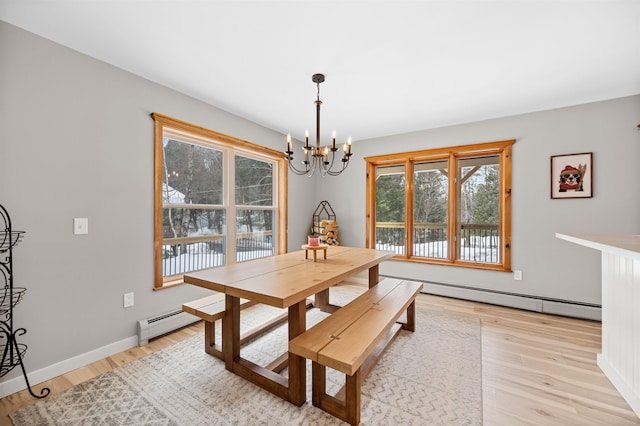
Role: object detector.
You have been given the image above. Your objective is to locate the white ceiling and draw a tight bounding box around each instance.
[2,1,639,143]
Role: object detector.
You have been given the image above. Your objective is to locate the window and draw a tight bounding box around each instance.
[365,140,513,271]
[152,113,287,289]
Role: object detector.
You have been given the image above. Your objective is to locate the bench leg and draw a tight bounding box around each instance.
[203,321,223,359]
[345,370,361,425]
[402,299,416,332]
[312,361,326,407]
[312,361,362,425]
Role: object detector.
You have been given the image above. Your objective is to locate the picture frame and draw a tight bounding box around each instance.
[550,152,593,199]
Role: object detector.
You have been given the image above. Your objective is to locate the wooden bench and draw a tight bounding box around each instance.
[183,293,312,361]
[289,278,423,425]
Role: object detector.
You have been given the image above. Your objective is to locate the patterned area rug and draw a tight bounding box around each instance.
[10,294,482,425]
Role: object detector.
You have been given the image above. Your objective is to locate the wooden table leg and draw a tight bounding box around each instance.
[368,264,380,289]
[223,295,240,371]
[315,289,329,312]
[288,300,307,406]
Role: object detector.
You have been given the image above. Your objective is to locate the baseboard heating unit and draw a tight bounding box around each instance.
[137,309,200,346]
[381,276,602,321]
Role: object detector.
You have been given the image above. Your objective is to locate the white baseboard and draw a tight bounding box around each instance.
[0,335,138,399]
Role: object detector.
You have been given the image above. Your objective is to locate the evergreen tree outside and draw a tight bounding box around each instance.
[375,168,405,253]
[374,156,500,262]
[413,161,448,258]
[458,157,500,261]
[471,165,499,225]
[235,155,274,253]
[375,173,405,222]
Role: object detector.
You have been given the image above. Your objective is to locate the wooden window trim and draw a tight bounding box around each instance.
[365,140,514,272]
[152,113,288,289]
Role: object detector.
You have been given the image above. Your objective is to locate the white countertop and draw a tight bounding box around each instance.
[556,233,640,259]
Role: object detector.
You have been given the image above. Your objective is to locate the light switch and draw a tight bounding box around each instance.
[124,292,134,308]
[74,218,89,235]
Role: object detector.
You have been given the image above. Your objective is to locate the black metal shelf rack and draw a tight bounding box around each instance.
[0,204,49,399]
[311,200,336,236]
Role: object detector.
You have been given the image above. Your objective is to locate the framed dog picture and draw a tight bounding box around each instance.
[550,152,593,199]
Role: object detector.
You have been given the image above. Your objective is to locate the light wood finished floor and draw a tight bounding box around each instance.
[1,282,639,425]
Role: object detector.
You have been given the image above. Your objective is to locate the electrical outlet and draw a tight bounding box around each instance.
[123,292,134,308]
[73,218,89,235]
[514,270,523,280]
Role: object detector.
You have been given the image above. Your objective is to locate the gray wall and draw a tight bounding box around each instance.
[317,95,640,305]
[0,22,313,388]
[2,20,639,393]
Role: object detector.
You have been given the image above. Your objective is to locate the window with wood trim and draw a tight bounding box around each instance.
[152,113,288,289]
[365,140,513,271]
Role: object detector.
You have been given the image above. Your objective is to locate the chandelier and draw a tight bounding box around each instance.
[285,73,352,177]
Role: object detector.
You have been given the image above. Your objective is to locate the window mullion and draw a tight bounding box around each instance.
[405,160,414,259]
[226,148,236,265]
[448,153,458,261]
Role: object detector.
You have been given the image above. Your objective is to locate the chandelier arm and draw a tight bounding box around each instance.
[285,152,313,176]
[319,149,351,176]
[324,153,351,176]
[288,163,314,176]
[319,148,337,171]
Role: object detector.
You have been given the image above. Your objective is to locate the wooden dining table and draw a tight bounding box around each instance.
[183,245,395,406]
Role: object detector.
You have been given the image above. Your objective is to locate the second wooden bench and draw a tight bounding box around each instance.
[289,278,423,425]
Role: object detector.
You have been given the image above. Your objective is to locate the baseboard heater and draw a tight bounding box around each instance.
[137,309,200,346]
[381,276,602,321]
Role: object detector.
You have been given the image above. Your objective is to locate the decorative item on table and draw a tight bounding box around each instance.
[308,235,320,247]
[312,200,339,245]
[302,239,328,262]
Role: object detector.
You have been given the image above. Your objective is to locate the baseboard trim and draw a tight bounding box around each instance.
[0,335,138,399]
